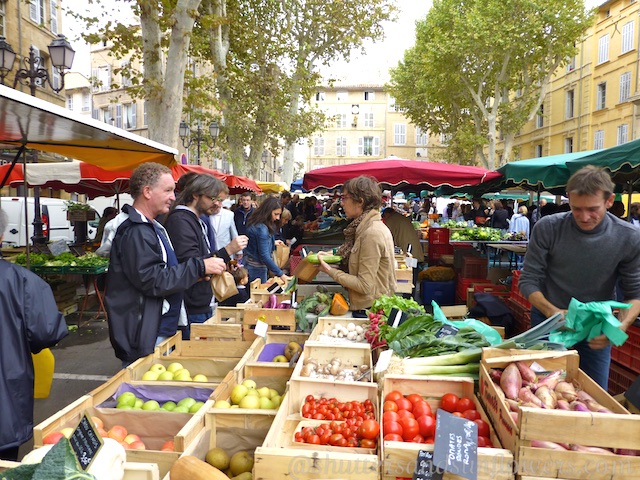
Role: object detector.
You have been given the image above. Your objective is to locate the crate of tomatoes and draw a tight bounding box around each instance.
[380,375,514,480]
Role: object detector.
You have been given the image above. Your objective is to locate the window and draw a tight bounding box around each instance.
[31,47,45,87]
[115,104,123,128]
[358,136,380,156]
[336,91,348,101]
[566,56,576,72]
[598,35,609,64]
[92,66,112,92]
[315,92,325,102]
[596,82,606,110]
[364,112,374,128]
[313,136,325,156]
[120,61,131,87]
[100,107,112,124]
[416,127,428,146]
[50,0,58,33]
[335,113,347,128]
[30,0,44,23]
[394,123,406,145]
[535,145,543,157]
[143,101,148,126]
[51,64,60,90]
[620,72,631,102]
[594,130,604,150]
[565,137,573,153]
[336,137,347,156]
[536,104,544,128]
[124,103,136,129]
[618,124,629,145]
[566,90,574,118]
[363,91,375,101]
[440,133,451,145]
[92,108,99,120]
[66,94,73,110]
[82,92,90,112]
[388,96,397,111]
[622,21,634,54]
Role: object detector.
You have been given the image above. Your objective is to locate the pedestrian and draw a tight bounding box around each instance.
[490,200,509,232]
[381,207,424,262]
[530,198,547,227]
[94,207,118,244]
[244,196,291,283]
[105,163,227,366]
[317,176,396,317]
[0,208,68,461]
[519,165,640,389]
[508,205,530,240]
[630,202,640,227]
[209,191,240,260]
[234,192,254,236]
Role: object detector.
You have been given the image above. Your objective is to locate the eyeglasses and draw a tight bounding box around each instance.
[341,194,352,201]
[207,195,224,203]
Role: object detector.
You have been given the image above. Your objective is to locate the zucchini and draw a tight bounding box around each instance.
[306,253,342,264]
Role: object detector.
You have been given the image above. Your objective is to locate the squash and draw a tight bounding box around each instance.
[170,455,230,480]
[330,293,349,316]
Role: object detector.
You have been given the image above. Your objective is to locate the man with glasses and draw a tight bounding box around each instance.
[234,192,255,236]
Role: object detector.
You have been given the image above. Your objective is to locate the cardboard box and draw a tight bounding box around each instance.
[291,257,319,283]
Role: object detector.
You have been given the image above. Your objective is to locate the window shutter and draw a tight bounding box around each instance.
[358,137,364,156]
[115,104,122,128]
[374,137,380,156]
[131,105,136,128]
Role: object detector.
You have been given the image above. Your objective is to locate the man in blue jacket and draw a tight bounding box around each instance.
[0,208,68,461]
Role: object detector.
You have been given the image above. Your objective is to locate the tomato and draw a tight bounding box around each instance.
[358,419,380,440]
[319,431,331,445]
[456,397,475,413]
[307,434,320,444]
[399,417,419,442]
[423,437,434,444]
[383,411,400,424]
[440,393,460,413]
[305,395,315,403]
[412,401,432,419]
[452,412,463,417]
[410,434,425,443]
[294,432,303,442]
[313,413,324,420]
[359,438,377,448]
[385,390,404,403]
[384,433,404,442]
[416,414,435,438]
[474,419,491,438]
[383,400,399,413]
[395,397,413,412]
[477,436,493,448]
[301,403,312,415]
[384,421,403,437]
[461,409,482,421]
[347,437,359,447]
[397,409,415,420]
[406,393,424,404]
[329,433,345,446]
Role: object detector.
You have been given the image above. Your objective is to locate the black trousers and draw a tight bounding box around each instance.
[0,445,20,461]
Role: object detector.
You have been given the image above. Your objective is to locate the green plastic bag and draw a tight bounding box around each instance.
[549,298,629,348]
[432,301,503,346]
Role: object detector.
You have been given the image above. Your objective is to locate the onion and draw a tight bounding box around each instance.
[519,386,544,408]
[554,381,578,402]
[516,361,537,385]
[535,369,563,390]
[534,385,557,409]
[570,400,590,412]
[556,399,571,410]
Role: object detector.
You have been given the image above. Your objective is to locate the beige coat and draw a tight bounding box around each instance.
[383,211,424,262]
[327,209,396,310]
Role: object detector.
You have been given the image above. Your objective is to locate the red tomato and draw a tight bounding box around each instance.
[416,414,435,438]
[412,401,432,419]
[358,419,380,440]
[477,436,493,448]
[410,434,425,443]
[474,419,491,438]
[399,417,419,442]
[452,412,463,417]
[383,400,399,413]
[307,434,320,445]
[359,438,377,449]
[384,433,404,442]
[384,421,403,437]
[456,397,475,413]
[395,397,413,412]
[396,409,415,420]
[461,409,482,421]
[440,393,460,413]
[319,431,331,445]
[305,395,315,403]
[383,411,400,424]
[329,433,345,446]
[385,390,404,403]
[406,393,424,404]
[424,437,434,444]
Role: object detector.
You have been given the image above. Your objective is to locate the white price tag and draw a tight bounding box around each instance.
[405,256,418,268]
[529,361,546,373]
[254,319,268,337]
[374,349,394,374]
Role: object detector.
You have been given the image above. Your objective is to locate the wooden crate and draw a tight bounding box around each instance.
[242,306,296,340]
[211,305,245,323]
[381,375,513,480]
[127,354,236,388]
[250,290,292,305]
[155,330,253,360]
[307,316,369,343]
[290,343,374,386]
[479,348,640,480]
[236,332,309,379]
[0,459,161,480]
[296,283,348,300]
[255,390,380,480]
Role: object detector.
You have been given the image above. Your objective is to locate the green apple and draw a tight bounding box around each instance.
[230,385,249,405]
[141,371,159,381]
[116,392,137,407]
[174,370,192,382]
[259,397,275,409]
[230,405,240,408]
[238,395,261,409]
[241,379,257,390]
[257,387,271,398]
[268,388,279,399]
[158,371,174,381]
[172,405,189,413]
[272,355,288,362]
[116,403,133,410]
[149,363,166,373]
[161,401,177,411]
[271,395,282,408]
[177,397,197,410]
[192,374,209,383]
[213,400,231,409]
[142,400,160,411]
[246,389,259,397]
[189,401,205,413]
[134,399,144,409]
[166,362,184,374]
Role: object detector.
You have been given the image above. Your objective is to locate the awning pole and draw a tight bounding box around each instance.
[22,150,30,270]
[627,181,633,221]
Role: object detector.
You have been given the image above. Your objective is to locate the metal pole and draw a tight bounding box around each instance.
[196,123,201,165]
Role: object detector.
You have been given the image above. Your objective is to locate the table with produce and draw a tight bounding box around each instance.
[3,278,640,480]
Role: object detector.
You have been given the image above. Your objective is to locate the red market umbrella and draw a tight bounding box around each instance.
[302,158,503,192]
[170,164,262,195]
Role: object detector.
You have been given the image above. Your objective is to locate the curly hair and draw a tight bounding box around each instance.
[342,175,382,212]
[129,163,172,199]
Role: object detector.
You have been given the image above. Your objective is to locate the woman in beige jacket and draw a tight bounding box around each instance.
[317,176,396,317]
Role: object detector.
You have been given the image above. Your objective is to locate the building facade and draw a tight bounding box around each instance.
[64,72,92,117]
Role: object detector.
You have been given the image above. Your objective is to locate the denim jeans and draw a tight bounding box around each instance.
[531,306,611,390]
[181,310,212,341]
[246,264,268,284]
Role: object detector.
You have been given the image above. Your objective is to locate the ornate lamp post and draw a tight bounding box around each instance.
[178,120,220,165]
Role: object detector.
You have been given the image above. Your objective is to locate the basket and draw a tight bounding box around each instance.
[611,325,640,373]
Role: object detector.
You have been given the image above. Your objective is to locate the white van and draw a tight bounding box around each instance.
[0,197,99,247]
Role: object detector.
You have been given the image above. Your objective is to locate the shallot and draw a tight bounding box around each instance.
[536,369,563,390]
[570,444,615,455]
[501,363,522,400]
[534,385,557,409]
[531,440,568,450]
[554,381,578,402]
[556,399,571,410]
[519,386,544,408]
[516,361,537,385]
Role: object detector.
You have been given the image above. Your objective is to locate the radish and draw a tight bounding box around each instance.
[500,363,522,400]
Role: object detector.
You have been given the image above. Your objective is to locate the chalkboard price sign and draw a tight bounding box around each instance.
[433,409,478,480]
[435,324,459,338]
[69,413,104,471]
[412,450,444,480]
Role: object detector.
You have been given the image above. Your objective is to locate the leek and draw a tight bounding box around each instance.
[403,363,480,376]
[402,348,482,366]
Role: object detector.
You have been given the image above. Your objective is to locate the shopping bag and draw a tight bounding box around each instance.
[273,244,291,269]
[211,272,239,301]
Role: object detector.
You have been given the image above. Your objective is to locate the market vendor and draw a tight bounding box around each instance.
[519,165,640,389]
[317,176,396,318]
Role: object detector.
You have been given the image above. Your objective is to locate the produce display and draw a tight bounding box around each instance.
[113,391,204,413]
[314,320,368,345]
[141,362,209,382]
[450,227,503,241]
[219,379,283,409]
[298,355,370,381]
[295,286,349,331]
[268,341,302,362]
[14,251,109,268]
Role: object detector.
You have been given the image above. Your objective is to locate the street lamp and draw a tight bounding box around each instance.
[261,151,269,181]
[178,120,220,165]
[0,34,75,245]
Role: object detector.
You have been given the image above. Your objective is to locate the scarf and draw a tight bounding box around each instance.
[336,211,368,267]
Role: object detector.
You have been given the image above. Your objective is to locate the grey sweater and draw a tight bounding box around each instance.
[519,211,640,309]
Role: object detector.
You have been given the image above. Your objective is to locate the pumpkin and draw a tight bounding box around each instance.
[330,293,349,316]
[170,455,230,480]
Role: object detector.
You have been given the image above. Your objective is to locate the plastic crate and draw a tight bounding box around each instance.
[428,243,454,264]
[511,269,521,293]
[66,264,108,275]
[456,277,491,305]
[428,227,450,245]
[611,325,640,374]
[461,256,488,279]
[31,265,68,274]
[608,360,639,396]
[289,255,301,272]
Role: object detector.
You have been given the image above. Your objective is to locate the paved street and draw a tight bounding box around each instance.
[19,311,121,460]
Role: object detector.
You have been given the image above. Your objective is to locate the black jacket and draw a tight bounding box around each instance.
[105,205,205,363]
[491,209,509,229]
[234,207,254,236]
[0,260,67,449]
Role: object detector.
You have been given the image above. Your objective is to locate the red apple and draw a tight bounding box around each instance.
[43,431,65,445]
[128,440,146,450]
[123,434,141,445]
[107,425,128,442]
[160,440,174,452]
[91,416,104,430]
